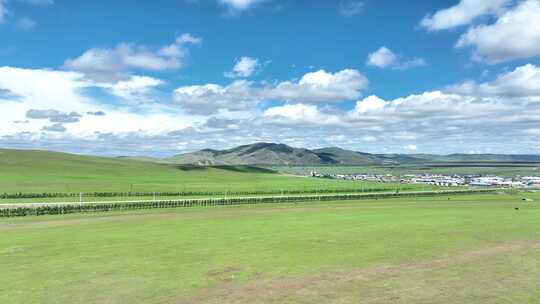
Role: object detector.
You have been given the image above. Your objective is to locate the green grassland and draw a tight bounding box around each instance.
[0,149,433,197]
[1,191,539,303]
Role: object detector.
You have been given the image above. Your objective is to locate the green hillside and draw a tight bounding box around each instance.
[313,147,386,165]
[168,142,331,165]
[0,149,392,194]
[168,142,540,166]
[169,143,392,166]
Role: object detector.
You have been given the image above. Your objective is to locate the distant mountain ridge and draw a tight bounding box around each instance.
[166,142,540,166]
[167,143,337,166]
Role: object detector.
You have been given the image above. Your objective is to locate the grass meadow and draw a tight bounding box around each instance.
[1,191,539,303]
[0,149,435,203]
[0,149,350,193]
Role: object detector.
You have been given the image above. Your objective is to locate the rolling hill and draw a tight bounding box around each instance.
[0,148,371,194]
[2,144,539,194]
[168,142,540,166]
[167,143,335,166]
[168,143,390,166]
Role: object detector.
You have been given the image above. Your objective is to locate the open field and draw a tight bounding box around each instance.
[271,163,540,177]
[1,192,539,303]
[0,149,437,203]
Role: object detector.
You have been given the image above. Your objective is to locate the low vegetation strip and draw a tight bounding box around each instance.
[0,185,426,200]
[0,189,499,217]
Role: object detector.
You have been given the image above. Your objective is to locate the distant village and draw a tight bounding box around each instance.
[309,171,540,188]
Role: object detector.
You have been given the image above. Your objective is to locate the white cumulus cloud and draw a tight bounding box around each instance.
[354,95,386,113]
[173,80,256,115]
[224,56,260,78]
[367,47,396,68]
[63,33,201,81]
[174,69,368,114]
[263,104,343,127]
[269,69,368,102]
[99,75,165,103]
[456,0,540,63]
[420,0,511,31]
[0,66,199,140]
[448,64,540,97]
[367,47,426,70]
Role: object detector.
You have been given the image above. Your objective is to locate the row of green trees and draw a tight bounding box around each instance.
[0,189,497,217]
[0,186,420,200]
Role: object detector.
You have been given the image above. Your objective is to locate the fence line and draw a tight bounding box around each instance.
[0,186,433,200]
[0,189,501,218]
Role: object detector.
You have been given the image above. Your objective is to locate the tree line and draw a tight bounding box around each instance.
[0,189,497,217]
[0,186,421,199]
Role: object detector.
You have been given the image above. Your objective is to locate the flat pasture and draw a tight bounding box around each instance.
[1,191,539,303]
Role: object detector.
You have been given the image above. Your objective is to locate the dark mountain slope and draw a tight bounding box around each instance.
[168,142,540,166]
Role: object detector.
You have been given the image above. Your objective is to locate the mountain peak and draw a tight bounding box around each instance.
[166,143,540,166]
[167,142,381,165]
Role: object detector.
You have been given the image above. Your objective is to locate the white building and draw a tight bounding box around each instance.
[469,177,507,187]
[522,176,540,186]
[411,175,465,186]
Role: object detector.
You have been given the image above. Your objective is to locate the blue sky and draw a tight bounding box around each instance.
[1,0,479,98]
[1,0,540,156]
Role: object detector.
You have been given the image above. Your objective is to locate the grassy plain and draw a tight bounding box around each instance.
[0,149,433,200]
[0,149,328,193]
[1,191,539,303]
